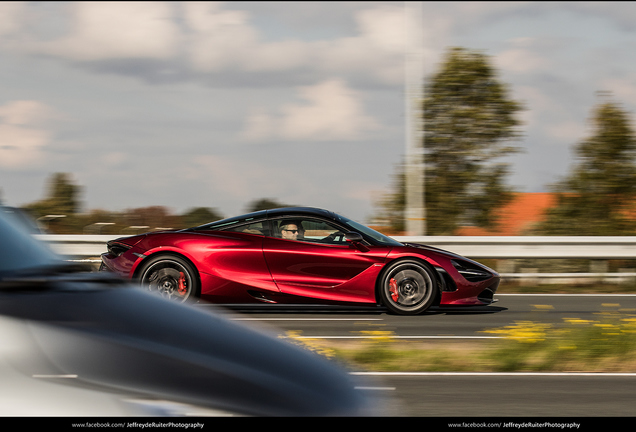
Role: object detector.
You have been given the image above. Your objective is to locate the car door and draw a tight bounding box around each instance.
[198,220,279,301]
[262,217,389,303]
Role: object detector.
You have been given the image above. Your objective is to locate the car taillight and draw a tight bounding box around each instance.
[107,242,131,257]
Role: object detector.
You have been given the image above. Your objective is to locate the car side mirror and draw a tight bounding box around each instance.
[345,232,363,243]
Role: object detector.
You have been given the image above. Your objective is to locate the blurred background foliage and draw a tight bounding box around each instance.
[374,47,636,237]
[375,47,524,235]
[11,175,294,235]
[537,100,636,236]
[5,45,636,237]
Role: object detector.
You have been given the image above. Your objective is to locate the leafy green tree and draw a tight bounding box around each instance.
[538,100,636,235]
[23,173,82,233]
[25,172,81,217]
[181,207,223,227]
[424,47,523,234]
[376,47,523,235]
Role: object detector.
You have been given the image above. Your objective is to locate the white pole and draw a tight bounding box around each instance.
[404,1,425,235]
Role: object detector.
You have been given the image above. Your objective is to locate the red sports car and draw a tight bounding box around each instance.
[100,207,499,315]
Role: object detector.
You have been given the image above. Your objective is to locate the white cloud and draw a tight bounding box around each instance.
[545,120,586,143]
[34,2,179,61]
[600,76,636,107]
[0,2,407,86]
[240,108,275,142]
[183,2,257,71]
[0,100,55,169]
[356,4,407,54]
[183,2,404,84]
[514,85,586,143]
[309,4,407,84]
[496,47,549,74]
[188,154,294,202]
[279,79,378,141]
[494,38,550,74]
[0,2,25,36]
[103,152,128,168]
[241,79,379,142]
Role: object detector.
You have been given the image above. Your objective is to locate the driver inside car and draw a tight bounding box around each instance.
[280,221,303,240]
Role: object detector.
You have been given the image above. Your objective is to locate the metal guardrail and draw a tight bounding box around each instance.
[392,236,636,259]
[37,234,636,283]
[35,234,114,258]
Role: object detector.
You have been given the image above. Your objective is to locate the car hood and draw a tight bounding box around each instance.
[402,242,497,273]
[402,242,468,260]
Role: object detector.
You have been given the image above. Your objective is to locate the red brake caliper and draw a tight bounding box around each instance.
[178,272,187,295]
[389,278,399,302]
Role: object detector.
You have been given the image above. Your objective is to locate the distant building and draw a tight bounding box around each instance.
[456,193,557,236]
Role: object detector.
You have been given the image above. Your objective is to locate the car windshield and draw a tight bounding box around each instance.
[0,212,61,277]
[336,215,403,247]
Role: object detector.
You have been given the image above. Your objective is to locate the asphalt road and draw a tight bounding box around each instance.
[199,293,636,417]
[205,293,636,339]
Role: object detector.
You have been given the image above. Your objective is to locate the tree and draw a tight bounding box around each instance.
[123,206,182,231]
[23,173,82,233]
[538,100,636,235]
[24,172,81,217]
[423,47,523,234]
[181,207,223,227]
[376,47,523,235]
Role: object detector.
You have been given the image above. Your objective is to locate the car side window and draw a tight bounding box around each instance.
[271,218,347,245]
[222,221,267,236]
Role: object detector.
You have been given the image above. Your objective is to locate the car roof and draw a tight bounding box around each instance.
[187,207,339,231]
[265,207,336,220]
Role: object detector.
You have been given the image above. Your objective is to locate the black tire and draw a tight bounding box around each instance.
[138,255,200,303]
[378,259,437,315]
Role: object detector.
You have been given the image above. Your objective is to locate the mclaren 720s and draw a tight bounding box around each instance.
[100,207,499,315]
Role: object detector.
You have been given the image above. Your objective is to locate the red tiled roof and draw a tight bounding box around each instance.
[456,192,557,236]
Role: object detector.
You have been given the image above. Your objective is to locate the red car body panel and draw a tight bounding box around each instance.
[101,208,500,311]
[262,236,390,303]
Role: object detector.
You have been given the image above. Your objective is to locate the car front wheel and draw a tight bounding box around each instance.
[379,260,437,315]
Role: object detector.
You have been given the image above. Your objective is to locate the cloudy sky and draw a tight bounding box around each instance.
[1,2,636,223]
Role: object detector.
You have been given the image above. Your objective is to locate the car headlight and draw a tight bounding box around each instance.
[451,259,493,282]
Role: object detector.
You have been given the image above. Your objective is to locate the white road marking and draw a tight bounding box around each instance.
[32,375,78,379]
[355,386,396,391]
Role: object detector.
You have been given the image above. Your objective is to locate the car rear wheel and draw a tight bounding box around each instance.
[138,255,199,303]
[379,260,437,315]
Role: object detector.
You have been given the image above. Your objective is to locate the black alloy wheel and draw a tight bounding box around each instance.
[379,260,437,315]
[138,255,199,303]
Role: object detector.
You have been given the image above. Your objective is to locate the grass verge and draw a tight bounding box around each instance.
[284,309,636,372]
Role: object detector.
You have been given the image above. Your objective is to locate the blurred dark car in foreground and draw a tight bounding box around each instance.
[0,212,371,416]
[101,207,499,315]
[1,205,43,233]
